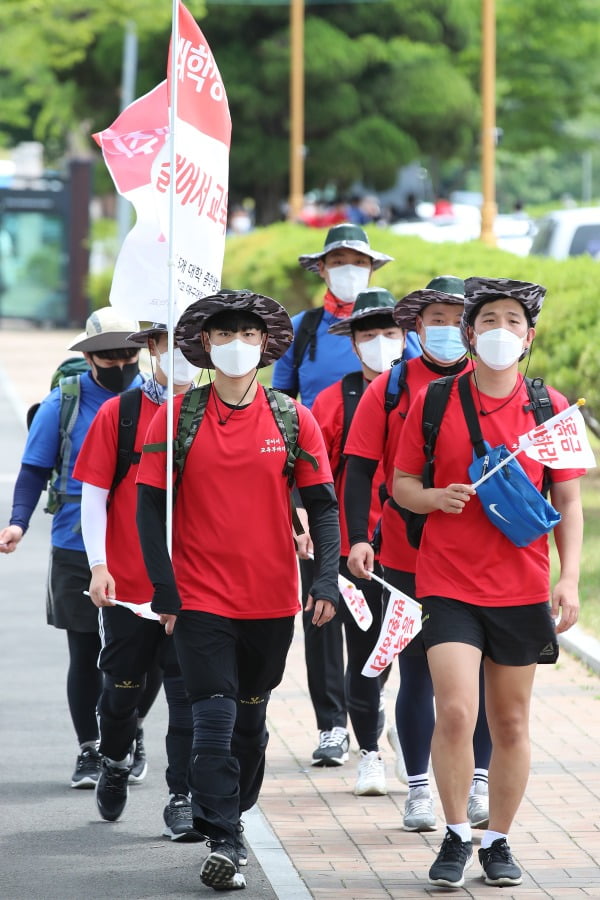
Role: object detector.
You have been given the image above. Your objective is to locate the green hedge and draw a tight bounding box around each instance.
[223,223,600,425]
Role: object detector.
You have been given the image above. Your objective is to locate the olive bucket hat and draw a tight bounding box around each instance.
[298,224,394,273]
[461,277,546,340]
[392,275,465,331]
[328,287,397,336]
[175,290,293,369]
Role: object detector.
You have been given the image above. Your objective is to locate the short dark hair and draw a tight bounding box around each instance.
[92,347,139,361]
[203,309,267,334]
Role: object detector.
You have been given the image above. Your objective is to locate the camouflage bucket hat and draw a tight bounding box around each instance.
[175,290,293,369]
[328,287,397,336]
[298,223,394,273]
[127,323,168,344]
[461,277,546,343]
[392,275,465,331]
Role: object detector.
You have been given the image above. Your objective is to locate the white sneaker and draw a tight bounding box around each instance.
[467,781,489,829]
[403,786,437,831]
[354,750,387,796]
[386,725,408,784]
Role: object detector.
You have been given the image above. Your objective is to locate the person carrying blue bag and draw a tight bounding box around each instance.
[392,277,587,891]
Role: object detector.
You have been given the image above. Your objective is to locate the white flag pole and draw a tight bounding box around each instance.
[165,0,180,556]
[366,569,421,608]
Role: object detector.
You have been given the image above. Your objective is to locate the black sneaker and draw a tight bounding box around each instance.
[95,759,131,822]
[429,828,474,888]
[478,838,522,886]
[200,838,246,891]
[311,727,350,767]
[71,747,102,789]
[162,794,204,842]
[130,727,148,784]
[234,821,248,866]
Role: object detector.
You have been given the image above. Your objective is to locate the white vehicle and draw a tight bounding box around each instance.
[529,207,600,260]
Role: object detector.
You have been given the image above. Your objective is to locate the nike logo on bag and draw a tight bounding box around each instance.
[488,503,511,524]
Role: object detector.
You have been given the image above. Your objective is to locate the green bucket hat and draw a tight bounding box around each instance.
[175,290,293,369]
[328,287,397,336]
[392,275,465,331]
[298,223,394,273]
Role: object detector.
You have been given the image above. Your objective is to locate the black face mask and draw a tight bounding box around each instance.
[93,362,139,394]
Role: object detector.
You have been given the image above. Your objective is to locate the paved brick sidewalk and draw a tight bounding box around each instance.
[2,323,600,898]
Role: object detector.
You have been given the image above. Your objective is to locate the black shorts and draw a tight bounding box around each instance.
[46,546,98,633]
[99,604,180,679]
[420,596,557,666]
[174,610,295,704]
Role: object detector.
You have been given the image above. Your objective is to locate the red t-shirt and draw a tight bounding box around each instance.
[136,386,333,619]
[394,376,585,607]
[344,357,474,570]
[311,377,384,556]
[73,391,159,604]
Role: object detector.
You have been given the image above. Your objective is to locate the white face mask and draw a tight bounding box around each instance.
[327,264,370,304]
[158,348,200,385]
[475,327,525,370]
[209,338,262,377]
[357,334,404,373]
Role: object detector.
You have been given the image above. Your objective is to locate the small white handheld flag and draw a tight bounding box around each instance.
[519,400,596,469]
[361,577,422,677]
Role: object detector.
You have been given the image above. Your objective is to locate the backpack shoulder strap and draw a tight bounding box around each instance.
[384,359,408,413]
[524,376,554,495]
[457,371,487,457]
[293,307,325,369]
[265,387,319,486]
[111,388,143,494]
[56,374,82,496]
[335,370,364,480]
[421,374,457,478]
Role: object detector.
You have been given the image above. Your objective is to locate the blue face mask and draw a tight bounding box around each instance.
[421,325,466,363]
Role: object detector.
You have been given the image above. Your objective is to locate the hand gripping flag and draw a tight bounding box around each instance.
[307,554,372,631]
[93,1,231,323]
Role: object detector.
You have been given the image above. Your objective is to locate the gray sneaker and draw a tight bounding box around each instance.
[467,781,489,829]
[403,786,437,831]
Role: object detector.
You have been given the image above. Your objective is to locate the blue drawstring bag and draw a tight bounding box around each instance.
[468,442,561,548]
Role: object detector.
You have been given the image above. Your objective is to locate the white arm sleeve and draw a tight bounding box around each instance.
[81,482,110,569]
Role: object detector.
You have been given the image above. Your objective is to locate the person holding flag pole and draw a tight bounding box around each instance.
[393,277,588,890]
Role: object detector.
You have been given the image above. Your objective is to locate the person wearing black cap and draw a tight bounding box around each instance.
[0,307,149,789]
[73,324,201,837]
[136,290,340,892]
[311,288,406,792]
[393,278,585,888]
[344,277,491,832]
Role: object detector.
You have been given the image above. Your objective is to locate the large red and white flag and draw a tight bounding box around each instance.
[93,2,231,323]
[519,401,596,469]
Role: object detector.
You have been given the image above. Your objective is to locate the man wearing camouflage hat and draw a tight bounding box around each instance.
[393,277,585,888]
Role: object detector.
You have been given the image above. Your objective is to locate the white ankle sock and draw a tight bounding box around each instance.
[447,822,472,842]
[481,830,507,849]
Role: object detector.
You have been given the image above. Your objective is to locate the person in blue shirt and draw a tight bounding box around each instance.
[0,307,152,790]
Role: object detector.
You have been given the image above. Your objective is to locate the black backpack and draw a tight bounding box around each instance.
[292,307,325,370]
[394,372,555,549]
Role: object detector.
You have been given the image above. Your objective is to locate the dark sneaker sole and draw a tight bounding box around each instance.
[311,753,349,767]
[162,825,204,842]
[483,872,522,886]
[71,778,98,789]
[429,853,473,888]
[200,852,238,888]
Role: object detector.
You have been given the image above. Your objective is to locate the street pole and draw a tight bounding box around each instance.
[480,0,496,245]
[116,21,138,251]
[288,0,305,221]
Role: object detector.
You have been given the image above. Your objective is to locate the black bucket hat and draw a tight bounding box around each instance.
[392,275,465,331]
[328,287,397,336]
[462,277,546,335]
[175,290,293,369]
[127,323,168,344]
[298,223,393,273]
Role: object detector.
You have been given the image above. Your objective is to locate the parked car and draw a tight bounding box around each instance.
[529,207,600,260]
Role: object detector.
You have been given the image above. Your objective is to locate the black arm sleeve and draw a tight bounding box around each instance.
[10,463,52,533]
[344,455,379,546]
[298,482,340,608]
[136,483,181,615]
